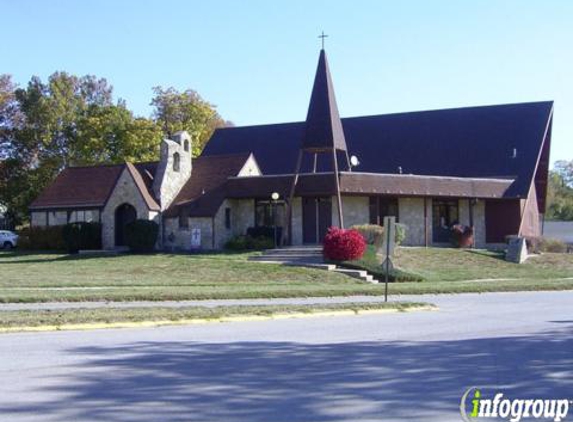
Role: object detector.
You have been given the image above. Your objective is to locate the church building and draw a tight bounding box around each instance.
[30,49,553,250]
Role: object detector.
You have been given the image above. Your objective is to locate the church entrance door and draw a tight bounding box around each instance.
[115,203,137,247]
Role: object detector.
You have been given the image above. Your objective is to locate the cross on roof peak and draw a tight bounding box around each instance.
[318,31,328,50]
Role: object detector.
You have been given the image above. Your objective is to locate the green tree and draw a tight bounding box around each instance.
[0,72,162,223]
[74,104,161,165]
[151,86,229,157]
[546,160,573,221]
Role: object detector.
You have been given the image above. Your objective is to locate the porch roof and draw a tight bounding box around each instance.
[224,172,516,200]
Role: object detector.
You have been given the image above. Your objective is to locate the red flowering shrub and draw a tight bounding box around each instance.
[323,227,367,261]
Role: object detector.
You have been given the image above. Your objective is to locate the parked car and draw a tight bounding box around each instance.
[0,230,18,249]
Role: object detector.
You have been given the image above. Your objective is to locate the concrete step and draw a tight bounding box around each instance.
[284,262,337,271]
[261,248,322,256]
[332,268,378,284]
[250,258,326,266]
[251,260,336,270]
[250,254,323,261]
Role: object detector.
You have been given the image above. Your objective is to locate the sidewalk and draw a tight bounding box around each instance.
[0,294,438,311]
[0,290,548,311]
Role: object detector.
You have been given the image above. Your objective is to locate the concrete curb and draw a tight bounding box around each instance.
[0,305,437,334]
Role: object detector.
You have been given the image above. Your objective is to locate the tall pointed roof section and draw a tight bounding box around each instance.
[301,49,348,152]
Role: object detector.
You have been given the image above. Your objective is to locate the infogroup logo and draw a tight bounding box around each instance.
[460,387,571,422]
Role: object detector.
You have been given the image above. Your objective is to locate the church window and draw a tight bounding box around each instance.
[184,139,190,152]
[179,213,189,229]
[225,207,231,229]
[173,152,180,172]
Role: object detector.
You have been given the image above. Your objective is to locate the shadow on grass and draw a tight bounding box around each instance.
[0,250,253,265]
[464,248,506,261]
[2,327,572,421]
[0,251,125,265]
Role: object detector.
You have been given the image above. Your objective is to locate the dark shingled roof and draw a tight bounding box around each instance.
[225,172,515,200]
[165,153,252,217]
[302,49,348,152]
[30,165,124,209]
[203,101,553,199]
[30,162,159,210]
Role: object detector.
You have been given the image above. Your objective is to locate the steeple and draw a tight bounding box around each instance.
[301,49,348,152]
[285,46,349,244]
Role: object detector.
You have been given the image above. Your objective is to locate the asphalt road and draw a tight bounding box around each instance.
[0,291,572,421]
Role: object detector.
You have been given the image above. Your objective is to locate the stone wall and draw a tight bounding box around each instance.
[164,216,213,250]
[101,168,153,249]
[473,200,486,247]
[291,197,303,245]
[398,197,426,246]
[152,132,192,210]
[163,199,255,251]
[331,196,369,229]
[229,199,254,237]
[213,201,232,249]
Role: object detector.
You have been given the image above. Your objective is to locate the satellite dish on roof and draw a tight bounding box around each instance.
[350,155,360,167]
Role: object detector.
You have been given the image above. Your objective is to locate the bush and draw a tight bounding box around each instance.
[539,238,569,253]
[351,223,408,248]
[224,235,274,251]
[395,223,407,245]
[451,224,474,248]
[125,219,159,253]
[351,224,385,247]
[62,222,102,253]
[225,235,249,250]
[524,236,568,254]
[17,225,66,250]
[247,226,282,241]
[323,227,367,261]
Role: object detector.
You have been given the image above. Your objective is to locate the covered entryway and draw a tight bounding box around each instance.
[302,197,332,244]
[432,199,459,243]
[114,203,137,247]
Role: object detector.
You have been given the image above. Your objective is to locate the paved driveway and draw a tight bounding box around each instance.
[0,291,572,421]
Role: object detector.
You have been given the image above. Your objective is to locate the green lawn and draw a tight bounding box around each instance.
[0,248,572,303]
[0,302,430,330]
[394,247,573,281]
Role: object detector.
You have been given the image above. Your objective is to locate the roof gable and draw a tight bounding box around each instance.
[125,163,160,211]
[30,162,160,210]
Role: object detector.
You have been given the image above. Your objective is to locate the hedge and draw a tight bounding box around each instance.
[351,223,407,248]
[247,226,282,242]
[225,235,274,251]
[62,222,102,253]
[17,226,66,251]
[125,219,159,252]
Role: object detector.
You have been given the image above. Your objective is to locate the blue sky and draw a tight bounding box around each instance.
[2,0,572,163]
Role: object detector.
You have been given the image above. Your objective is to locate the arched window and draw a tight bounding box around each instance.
[184,139,190,152]
[173,152,180,172]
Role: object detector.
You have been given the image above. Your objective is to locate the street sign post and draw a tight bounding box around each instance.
[381,216,396,302]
